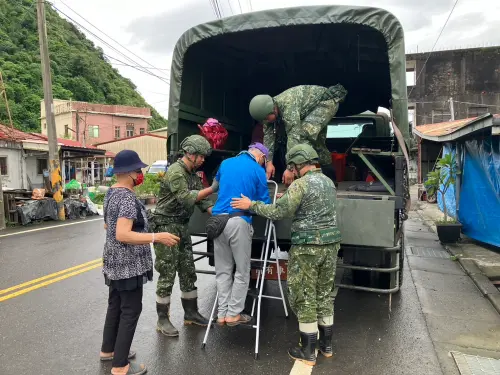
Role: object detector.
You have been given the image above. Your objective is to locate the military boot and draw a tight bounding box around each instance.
[156,303,179,337]
[288,331,317,366]
[181,297,209,326]
[318,325,334,357]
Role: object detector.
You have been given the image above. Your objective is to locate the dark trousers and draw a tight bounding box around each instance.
[101,285,143,367]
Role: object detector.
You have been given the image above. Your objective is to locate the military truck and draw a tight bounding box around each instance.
[166,5,411,294]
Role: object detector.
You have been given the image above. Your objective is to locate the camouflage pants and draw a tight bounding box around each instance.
[287,242,340,323]
[154,223,197,298]
[301,99,339,166]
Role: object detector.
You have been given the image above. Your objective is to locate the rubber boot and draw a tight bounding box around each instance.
[288,331,317,366]
[156,303,179,337]
[318,325,334,357]
[181,298,209,326]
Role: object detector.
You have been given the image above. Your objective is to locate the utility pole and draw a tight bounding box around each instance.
[75,110,79,142]
[0,71,14,230]
[449,97,455,121]
[37,0,65,220]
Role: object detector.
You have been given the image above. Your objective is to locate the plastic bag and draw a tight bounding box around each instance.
[32,188,46,200]
[198,118,228,150]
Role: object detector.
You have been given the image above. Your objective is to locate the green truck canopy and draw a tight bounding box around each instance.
[167,5,409,152]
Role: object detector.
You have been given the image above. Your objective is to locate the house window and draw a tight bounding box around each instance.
[37,159,48,175]
[406,60,416,87]
[408,106,415,129]
[64,124,69,138]
[0,156,7,176]
[139,128,145,135]
[126,123,135,137]
[406,69,416,87]
[114,126,120,139]
[88,125,99,138]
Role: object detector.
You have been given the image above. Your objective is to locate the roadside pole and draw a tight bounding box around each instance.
[36,0,65,220]
[0,178,5,230]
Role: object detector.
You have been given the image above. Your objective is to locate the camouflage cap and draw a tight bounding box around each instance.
[286,144,319,166]
[180,135,212,156]
[249,94,275,121]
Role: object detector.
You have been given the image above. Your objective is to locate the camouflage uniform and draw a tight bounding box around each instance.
[249,168,341,323]
[152,159,214,298]
[263,85,347,166]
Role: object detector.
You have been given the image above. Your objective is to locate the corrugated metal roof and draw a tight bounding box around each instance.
[415,117,478,137]
[0,124,46,141]
[413,113,498,142]
[0,124,103,152]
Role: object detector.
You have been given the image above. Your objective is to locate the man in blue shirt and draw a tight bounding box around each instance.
[211,143,271,326]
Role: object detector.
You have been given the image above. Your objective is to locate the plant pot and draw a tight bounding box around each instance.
[436,223,462,243]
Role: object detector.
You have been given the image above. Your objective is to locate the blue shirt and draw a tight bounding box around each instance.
[212,152,271,223]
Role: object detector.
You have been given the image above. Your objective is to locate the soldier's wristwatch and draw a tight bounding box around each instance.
[286,165,294,171]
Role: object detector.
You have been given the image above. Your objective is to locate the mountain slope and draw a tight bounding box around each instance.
[0,0,168,131]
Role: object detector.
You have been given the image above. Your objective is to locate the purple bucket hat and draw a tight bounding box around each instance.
[248,142,269,159]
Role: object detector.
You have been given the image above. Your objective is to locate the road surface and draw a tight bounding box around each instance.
[0,217,446,375]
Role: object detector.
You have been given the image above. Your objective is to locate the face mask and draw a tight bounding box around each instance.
[131,172,144,186]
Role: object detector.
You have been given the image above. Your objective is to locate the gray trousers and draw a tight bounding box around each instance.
[214,217,254,318]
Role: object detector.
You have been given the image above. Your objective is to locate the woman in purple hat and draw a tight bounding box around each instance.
[99,150,180,375]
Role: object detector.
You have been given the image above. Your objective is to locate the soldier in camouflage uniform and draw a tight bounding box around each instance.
[231,144,340,366]
[249,84,347,185]
[151,135,215,337]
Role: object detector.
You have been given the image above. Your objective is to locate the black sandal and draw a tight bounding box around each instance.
[100,351,136,362]
[111,362,147,375]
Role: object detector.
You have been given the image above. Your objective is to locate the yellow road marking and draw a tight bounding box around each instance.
[0,258,103,296]
[0,262,102,302]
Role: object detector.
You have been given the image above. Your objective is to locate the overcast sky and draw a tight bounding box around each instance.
[51,0,500,118]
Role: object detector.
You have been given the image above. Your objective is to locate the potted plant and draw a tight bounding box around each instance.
[425,153,462,243]
[135,173,161,205]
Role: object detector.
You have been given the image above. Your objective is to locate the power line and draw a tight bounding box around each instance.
[237,0,243,13]
[104,55,170,83]
[51,4,170,85]
[408,0,460,98]
[208,0,221,18]
[227,0,234,15]
[215,0,225,17]
[109,63,170,71]
[248,0,253,11]
[56,0,169,80]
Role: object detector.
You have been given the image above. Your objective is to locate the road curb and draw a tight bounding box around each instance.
[413,208,500,316]
[444,243,500,315]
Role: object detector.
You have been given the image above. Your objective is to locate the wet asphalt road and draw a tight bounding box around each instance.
[0,219,443,375]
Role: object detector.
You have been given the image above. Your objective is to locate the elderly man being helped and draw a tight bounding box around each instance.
[210,143,271,326]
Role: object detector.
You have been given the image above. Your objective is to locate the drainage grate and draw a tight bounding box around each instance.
[410,246,449,259]
[451,351,500,375]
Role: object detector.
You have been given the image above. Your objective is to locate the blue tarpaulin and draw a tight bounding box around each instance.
[458,136,500,247]
[438,137,500,247]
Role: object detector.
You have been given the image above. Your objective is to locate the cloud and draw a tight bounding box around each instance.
[125,1,215,55]
[125,0,500,56]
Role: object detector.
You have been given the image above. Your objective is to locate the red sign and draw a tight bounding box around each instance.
[251,260,288,281]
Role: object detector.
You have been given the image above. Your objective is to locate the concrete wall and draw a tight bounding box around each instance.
[0,141,24,189]
[41,100,151,145]
[407,47,500,127]
[96,136,168,167]
[25,155,47,188]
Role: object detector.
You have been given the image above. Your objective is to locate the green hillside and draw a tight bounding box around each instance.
[0,0,168,131]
